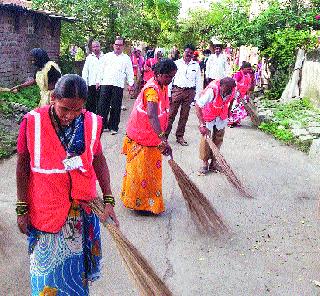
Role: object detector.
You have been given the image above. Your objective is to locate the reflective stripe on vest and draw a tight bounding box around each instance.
[29,110,98,174]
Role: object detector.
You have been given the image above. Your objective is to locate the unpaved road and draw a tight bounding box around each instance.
[1,96,320,296]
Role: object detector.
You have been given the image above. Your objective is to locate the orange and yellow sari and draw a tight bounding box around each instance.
[121,88,165,214]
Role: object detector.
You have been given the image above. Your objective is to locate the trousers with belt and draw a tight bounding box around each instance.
[165,86,195,139]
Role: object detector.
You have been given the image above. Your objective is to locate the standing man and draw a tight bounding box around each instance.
[205,45,228,87]
[97,36,134,135]
[82,40,104,113]
[165,44,202,146]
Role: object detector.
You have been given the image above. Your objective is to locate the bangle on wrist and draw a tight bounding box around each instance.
[16,201,28,216]
[103,195,115,207]
[199,123,206,128]
[158,131,166,138]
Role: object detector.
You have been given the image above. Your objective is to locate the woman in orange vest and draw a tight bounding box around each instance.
[228,61,255,127]
[195,77,237,175]
[121,59,177,214]
[16,74,119,295]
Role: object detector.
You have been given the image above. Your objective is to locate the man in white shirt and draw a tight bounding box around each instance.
[97,36,134,134]
[165,44,202,146]
[82,40,103,113]
[205,46,228,87]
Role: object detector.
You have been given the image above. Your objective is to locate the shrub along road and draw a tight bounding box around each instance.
[1,96,320,295]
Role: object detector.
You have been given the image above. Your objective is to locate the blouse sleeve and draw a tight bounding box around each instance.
[143,87,159,104]
[17,118,29,154]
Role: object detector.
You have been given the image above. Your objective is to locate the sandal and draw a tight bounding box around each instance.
[209,162,222,173]
[176,137,188,146]
[197,166,209,176]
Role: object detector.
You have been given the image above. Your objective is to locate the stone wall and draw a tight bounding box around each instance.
[0,8,61,87]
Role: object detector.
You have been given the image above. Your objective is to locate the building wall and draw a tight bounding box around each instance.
[0,9,61,87]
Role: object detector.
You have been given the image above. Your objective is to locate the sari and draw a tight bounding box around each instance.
[121,88,165,214]
[28,112,102,295]
[36,61,61,107]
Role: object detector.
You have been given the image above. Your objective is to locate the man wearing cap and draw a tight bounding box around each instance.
[165,44,202,146]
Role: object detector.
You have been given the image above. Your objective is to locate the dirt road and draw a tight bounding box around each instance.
[1,96,320,295]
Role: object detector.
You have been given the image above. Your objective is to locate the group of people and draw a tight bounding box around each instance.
[13,37,256,295]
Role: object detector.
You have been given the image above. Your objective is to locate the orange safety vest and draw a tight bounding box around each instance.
[25,105,102,233]
[201,80,235,122]
[126,78,169,146]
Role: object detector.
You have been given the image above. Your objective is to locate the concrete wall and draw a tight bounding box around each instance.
[300,50,320,108]
[0,9,61,87]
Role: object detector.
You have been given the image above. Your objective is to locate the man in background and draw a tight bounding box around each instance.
[82,40,104,113]
[97,36,134,135]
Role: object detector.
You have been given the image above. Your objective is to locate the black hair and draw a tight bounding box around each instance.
[53,74,88,101]
[220,77,236,88]
[47,66,62,90]
[153,59,177,75]
[203,49,212,55]
[30,48,50,69]
[184,44,195,51]
[241,61,252,69]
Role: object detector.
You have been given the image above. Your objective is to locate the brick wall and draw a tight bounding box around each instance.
[0,9,61,87]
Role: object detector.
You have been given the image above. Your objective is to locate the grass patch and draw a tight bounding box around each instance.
[0,86,40,159]
[258,98,320,152]
[0,86,40,115]
[0,128,17,159]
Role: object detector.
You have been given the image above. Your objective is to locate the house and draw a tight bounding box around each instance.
[0,0,75,87]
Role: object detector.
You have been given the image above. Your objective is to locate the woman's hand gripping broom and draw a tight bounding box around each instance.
[88,198,173,296]
[205,136,253,199]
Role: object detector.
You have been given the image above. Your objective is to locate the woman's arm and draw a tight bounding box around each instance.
[16,119,31,234]
[147,101,172,157]
[92,152,119,226]
[11,78,36,93]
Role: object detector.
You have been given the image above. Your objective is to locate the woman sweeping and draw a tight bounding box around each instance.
[11,48,61,106]
[16,74,119,295]
[121,59,177,214]
[228,61,255,127]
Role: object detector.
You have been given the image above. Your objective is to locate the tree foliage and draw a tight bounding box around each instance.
[32,0,181,51]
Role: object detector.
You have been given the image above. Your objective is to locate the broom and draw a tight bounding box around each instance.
[168,159,229,235]
[206,137,253,199]
[88,198,172,296]
[240,96,261,127]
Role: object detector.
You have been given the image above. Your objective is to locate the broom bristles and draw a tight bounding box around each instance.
[206,137,253,199]
[240,97,261,127]
[168,159,229,236]
[88,198,172,296]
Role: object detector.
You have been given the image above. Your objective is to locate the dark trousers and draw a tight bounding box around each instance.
[86,85,99,113]
[98,85,124,131]
[166,87,195,138]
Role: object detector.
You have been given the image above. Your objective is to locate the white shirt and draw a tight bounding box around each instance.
[97,52,134,88]
[168,59,202,100]
[196,87,235,130]
[206,53,228,80]
[82,53,104,86]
